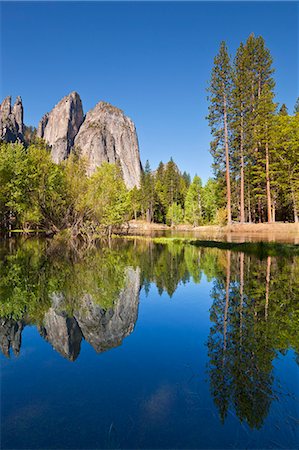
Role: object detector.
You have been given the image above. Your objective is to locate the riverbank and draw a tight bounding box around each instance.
[125,220,299,243]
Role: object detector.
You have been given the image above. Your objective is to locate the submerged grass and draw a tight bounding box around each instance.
[115,235,299,258]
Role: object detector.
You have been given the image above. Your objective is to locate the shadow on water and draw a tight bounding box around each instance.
[0,237,298,445]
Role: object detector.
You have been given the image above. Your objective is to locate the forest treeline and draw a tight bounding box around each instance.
[0,141,223,236]
[208,33,299,224]
[0,34,298,235]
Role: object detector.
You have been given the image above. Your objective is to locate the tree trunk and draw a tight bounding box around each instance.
[223,250,231,354]
[240,114,245,223]
[258,197,262,223]
[291,184,299,223]
[265,256,271,320]
[223,92,232,224]
[247,185,252,223]
[239,252,244,342]
[265,139,272,223]
[146,208,151,223]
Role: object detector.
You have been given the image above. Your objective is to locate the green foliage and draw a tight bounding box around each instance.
[86,163,129,232]
[184,175,203,226]
[0,142,67,232]
[201,178,221,224]
[166,202,184,226]
[214,207,227,226]
[0,142,129,236]
[208,33,298,223]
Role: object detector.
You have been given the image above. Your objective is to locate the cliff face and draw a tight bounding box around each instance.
[74,102,142,188]
[37,91,84,163]
[2,92,142,188]
[37,93,142,188]
[0,92,142,189]
[0,96,24,142]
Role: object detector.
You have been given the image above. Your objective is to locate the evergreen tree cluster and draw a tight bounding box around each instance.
[132,158,222,226]
[208,34,299,223]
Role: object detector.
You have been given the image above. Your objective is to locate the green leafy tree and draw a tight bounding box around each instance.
[184,175,203,226]
[201,178,220,224]
[86,163,129,236]
[166,202,184,226]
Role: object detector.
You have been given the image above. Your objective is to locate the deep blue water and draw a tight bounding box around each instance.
[0,240,298,449]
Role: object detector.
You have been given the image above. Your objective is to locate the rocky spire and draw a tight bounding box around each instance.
[0,95,24,142]
[0,318,24,357]
[37,91,84,163]
[12,96,24,135]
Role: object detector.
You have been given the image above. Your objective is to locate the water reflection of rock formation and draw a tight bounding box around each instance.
[0,267,140,361]
[0,318,24,357]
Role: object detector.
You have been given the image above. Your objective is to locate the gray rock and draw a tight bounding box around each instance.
[0,267,140,360]
[37,91,84,163]
[12,96,24,135]
[0,318,24,357]
[74,267,140,353]
[37,113,49,138]
[38,293,82,361]
[0,96,24,142]
[74,101,142,188]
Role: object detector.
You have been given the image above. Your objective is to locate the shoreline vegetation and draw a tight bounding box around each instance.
[115,235,299,257]
[0,35,298,240]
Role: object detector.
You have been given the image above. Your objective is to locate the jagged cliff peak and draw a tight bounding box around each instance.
[37,91,84,163]
[0,95,24,142]
[2,92,142,189]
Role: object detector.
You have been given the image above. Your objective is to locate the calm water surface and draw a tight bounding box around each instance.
[0,238,298,449]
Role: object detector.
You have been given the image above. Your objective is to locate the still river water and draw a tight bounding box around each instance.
[0,237,298,449]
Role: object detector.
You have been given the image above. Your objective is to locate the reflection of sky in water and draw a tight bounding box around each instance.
[1,247,299,449]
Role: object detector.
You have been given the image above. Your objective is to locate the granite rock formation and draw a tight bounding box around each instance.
[37,91,84,163]
[74,102,142,188]
[75,267,140,353]
[0,96,24,142]
[38,293,83,361]
[0,267,141,361]
[1,92,142,188]
[0,318,24,357]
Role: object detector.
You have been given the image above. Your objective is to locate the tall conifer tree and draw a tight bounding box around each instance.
[208,41,233,224]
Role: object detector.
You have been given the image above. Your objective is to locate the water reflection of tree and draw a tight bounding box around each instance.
[207,250,299,429]
[0,239,130,321]
[0,239,140,360]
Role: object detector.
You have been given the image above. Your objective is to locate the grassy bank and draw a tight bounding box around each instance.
[116,234,299,258]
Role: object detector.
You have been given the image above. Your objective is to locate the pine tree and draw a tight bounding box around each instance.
[279,104,288,116]
[294,97,299,114]
[208,41,233,224]
[231,42,252,222]
[141,160,155,222]
[163,158,181,210]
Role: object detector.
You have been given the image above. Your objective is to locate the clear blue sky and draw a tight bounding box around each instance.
[1,1,298,182]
